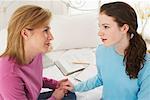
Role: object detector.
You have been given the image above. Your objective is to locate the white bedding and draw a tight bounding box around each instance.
[42,48,103,100]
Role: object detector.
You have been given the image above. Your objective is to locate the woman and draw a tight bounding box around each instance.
[63,2,150,100]
[0,5,76,100]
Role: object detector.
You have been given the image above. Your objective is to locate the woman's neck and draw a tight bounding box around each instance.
[25,53,35,64]
[24,45,37,64]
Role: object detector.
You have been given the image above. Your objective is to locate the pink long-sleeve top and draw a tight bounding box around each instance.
[0,54,58,100]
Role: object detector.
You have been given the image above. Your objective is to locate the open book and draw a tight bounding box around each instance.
[55,48,96,75]
[74,65,97,81]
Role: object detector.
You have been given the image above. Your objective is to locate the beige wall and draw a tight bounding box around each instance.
[0,0,68,30]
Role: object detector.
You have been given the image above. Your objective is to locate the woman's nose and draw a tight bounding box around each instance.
[47,31,54,40]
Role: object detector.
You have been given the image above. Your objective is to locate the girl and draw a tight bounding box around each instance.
[64,2,150,100]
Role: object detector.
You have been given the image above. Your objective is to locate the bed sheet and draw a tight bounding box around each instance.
[42,48,103,100]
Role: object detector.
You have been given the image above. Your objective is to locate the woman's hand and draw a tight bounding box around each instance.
[56,78,68,89]
[51,88,65,100]
[57,78,74,92]
[61,79,74,92]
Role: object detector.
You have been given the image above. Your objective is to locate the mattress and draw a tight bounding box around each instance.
[42,47,103,100]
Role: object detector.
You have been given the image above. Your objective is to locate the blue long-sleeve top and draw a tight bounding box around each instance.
[74,45,150,100]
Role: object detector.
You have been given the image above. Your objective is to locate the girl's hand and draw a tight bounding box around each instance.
[62,80,74,92]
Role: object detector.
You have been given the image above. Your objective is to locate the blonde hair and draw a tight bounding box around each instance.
[1,5,52,64]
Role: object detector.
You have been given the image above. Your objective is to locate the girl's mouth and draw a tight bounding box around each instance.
[101,39,107,42]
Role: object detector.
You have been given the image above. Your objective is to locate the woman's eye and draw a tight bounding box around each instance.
[44,29,48,32]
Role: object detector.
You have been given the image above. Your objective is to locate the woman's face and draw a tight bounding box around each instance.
[28,23,53,54]
[98,13,125,47]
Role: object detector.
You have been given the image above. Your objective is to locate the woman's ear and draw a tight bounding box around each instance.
[21,28,31,40]
[121,24,129,33]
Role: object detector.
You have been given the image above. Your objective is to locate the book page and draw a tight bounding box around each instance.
[55,48,96,75]
[74,65,97,81]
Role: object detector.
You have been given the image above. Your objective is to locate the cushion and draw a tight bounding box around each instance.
[0,13,101,54]
[0,29,7,55]
[51,13,100,50]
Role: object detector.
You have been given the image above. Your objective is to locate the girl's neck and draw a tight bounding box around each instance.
[115,36,129,56]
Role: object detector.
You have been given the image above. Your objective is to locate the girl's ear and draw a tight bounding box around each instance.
[21,28,31,40]
[121,24,129,33]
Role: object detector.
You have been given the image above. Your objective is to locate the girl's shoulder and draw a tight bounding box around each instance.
[96,44,114,55]
[145,53,150,65]
[138,53,150,83]
[96,44,111,52]
[96,44,106,50]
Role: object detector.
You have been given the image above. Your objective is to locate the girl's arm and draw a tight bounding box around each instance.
[137,75,150,100]
[74,73,103,92]
[138,57,150,100]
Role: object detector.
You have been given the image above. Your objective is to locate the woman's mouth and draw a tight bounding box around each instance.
[45,43,50,47]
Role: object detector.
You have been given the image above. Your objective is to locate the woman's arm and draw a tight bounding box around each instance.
[0,73,28,100]
[42,77,58,89]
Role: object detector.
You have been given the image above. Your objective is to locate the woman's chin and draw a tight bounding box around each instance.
[48,46,53,52]
[42,48,49,53]
[43,46,53,53]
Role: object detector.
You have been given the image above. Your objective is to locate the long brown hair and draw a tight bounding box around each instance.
[1,5,52,65]
[100,2,147,79]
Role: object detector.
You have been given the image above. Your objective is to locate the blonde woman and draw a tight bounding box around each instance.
[0,5,76,100]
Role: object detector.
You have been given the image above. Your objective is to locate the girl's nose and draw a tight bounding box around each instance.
[98,30,105,36]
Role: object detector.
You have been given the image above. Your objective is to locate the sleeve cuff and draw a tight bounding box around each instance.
[48,95,56,100]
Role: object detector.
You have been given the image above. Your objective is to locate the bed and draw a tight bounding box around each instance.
[0,1,150,100]
[1,3,149,99]
[41,13,103,99]
[0,13,103,100]
[42,48,103,100]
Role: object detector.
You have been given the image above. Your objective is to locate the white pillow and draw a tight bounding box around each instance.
[51,13,100,50]
[0,29,7,55]
[142,19,150,40]
[0,13,101,53]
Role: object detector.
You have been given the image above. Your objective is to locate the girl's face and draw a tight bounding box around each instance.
[28,23,53,54]
[98,13,125,47]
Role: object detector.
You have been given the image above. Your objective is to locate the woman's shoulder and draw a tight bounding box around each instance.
[0,56,11,67]
[0,56,18,79]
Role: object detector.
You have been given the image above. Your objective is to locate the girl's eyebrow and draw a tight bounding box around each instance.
[102,23,110,26]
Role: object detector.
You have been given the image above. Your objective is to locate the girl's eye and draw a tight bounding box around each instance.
[104,26,110,29]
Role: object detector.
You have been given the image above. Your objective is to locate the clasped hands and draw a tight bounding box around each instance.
[51,78,74,100]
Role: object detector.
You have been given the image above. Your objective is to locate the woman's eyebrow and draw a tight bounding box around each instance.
[44,26,50,29]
